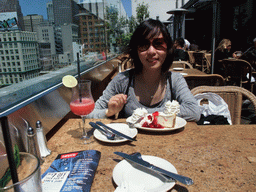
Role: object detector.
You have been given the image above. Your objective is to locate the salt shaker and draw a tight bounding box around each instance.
[36,120,51,158]
[27,126,44,164]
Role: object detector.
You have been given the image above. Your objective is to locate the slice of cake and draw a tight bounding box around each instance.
[126,108,148,125]
[127,101,180,128]
[157,100,180,128]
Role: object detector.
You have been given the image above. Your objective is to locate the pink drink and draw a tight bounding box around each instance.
[70,98,95,116]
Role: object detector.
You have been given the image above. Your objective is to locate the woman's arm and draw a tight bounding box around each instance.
[171,73,201,121]
[87,71,130,119]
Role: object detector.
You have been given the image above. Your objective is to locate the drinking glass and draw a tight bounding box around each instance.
[0,152,42,192]
[70,80,95,144]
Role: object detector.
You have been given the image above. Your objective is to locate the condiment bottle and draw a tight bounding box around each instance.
[36,120,51,158]
[27,126,44,164]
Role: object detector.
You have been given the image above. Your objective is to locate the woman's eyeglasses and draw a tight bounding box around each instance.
[138,38,167,52]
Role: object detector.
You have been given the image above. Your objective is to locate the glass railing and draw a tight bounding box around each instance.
[0,52,118,118]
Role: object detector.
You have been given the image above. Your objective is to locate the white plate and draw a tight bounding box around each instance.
[93,123,137,143]
[134,116,187,132]
[113,155,177,192]
[173,67,184,71]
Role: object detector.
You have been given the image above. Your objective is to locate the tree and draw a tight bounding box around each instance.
[105,2,150,51]
[136,2,150,24]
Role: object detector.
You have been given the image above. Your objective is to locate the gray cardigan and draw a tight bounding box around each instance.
[88,69,201,121]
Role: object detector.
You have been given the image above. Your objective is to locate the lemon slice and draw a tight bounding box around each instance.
[62,75,78,88]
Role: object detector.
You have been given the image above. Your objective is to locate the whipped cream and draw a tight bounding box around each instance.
[163,100,180,115]
[126,108,148,124]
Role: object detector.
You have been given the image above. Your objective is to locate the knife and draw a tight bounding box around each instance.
[89,122,115,140]
[96,121,136,141]
[114,152,194,186]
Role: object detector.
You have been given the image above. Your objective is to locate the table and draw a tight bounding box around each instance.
[170,68,207,76]
[41,119,256,191]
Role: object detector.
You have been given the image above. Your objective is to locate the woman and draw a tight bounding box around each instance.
[88,19,200,122]
[214,39,236,76]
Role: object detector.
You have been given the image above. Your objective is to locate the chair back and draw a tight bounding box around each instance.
[184,74,225,89]
[187,51,195,65]
[191,86,256,124]
[193,51,208,72]
[171,61,193,69]
[221,58,253,91]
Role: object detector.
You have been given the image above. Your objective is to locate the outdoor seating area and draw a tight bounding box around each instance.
[1,0,256,191]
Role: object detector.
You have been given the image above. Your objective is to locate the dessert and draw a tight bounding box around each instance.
[127,100,180,128]
[157,100,180,128]
[126,108,148,125]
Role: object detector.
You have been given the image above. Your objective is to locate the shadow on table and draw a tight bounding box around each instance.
[170,184,189,192]
[137,127,185,135]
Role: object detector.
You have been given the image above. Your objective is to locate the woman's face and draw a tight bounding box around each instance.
[137,33,167,72]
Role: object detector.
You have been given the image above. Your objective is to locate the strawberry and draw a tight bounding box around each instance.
[142,122,149,127]
[147,115,152,121]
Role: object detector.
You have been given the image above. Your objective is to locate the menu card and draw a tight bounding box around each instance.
[42,150,101,192]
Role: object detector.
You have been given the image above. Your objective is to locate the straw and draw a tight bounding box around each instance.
[77,52,82,102]
[0,116,20,191]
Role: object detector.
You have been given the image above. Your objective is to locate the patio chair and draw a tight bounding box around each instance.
[187,51,195,65]
[171,61,193,69]
[191,85,256,124]
[184,74,225,89]
[193,51,207,72]
[220,58,254,92]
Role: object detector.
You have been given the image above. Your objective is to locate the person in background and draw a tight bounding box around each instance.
[214,38,237,76]
[173,37,189,61]
[190,40,199,51]
[184,39,190,50]
[240,37,256,70]
[87,19,200,122]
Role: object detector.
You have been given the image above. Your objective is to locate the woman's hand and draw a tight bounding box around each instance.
[106,94,127,117]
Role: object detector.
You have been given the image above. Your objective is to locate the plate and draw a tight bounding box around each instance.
[134,116,187,132]
[113,155,177,192]
[93,123,137,143]
[180,72,188,76]
[172,67,184,71]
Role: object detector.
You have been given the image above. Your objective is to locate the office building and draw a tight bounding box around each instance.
[47,1,54,23]
[0,0,24,30]
[52,0,81,26]
[78,13,106,54]
[23,14,44,32]
[0,31,40,86]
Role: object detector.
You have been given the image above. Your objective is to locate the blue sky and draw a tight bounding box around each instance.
[19,0,132,19]
[19,0,50,19]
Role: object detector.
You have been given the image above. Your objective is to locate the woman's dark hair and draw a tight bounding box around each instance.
[128,19,174,74]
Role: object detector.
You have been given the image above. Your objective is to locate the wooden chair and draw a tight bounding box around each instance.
[187,51,195,65]
[193,51,209,73]
[184,74,225,90]
[171,61,193,69]
[221,58,254,92]
[191,86,256,124]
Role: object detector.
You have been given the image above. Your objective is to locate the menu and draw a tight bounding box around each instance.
[42,150,101,192]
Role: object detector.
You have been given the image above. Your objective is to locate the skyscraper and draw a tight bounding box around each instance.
[23,14,44,32]
[52,0,80,26]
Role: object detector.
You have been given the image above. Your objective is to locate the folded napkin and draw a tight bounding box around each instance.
[114,181,146,192]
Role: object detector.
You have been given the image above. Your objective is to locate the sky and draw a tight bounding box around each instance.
[19,0,50,19]
[19,0,132,20]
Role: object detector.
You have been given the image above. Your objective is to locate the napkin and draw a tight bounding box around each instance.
[114,181,147,192]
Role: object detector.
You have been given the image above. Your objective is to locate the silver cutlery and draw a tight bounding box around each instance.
[96,121,136,141]
[114,152,194,186]
[131,152,174,182]
[89,122,115,140]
